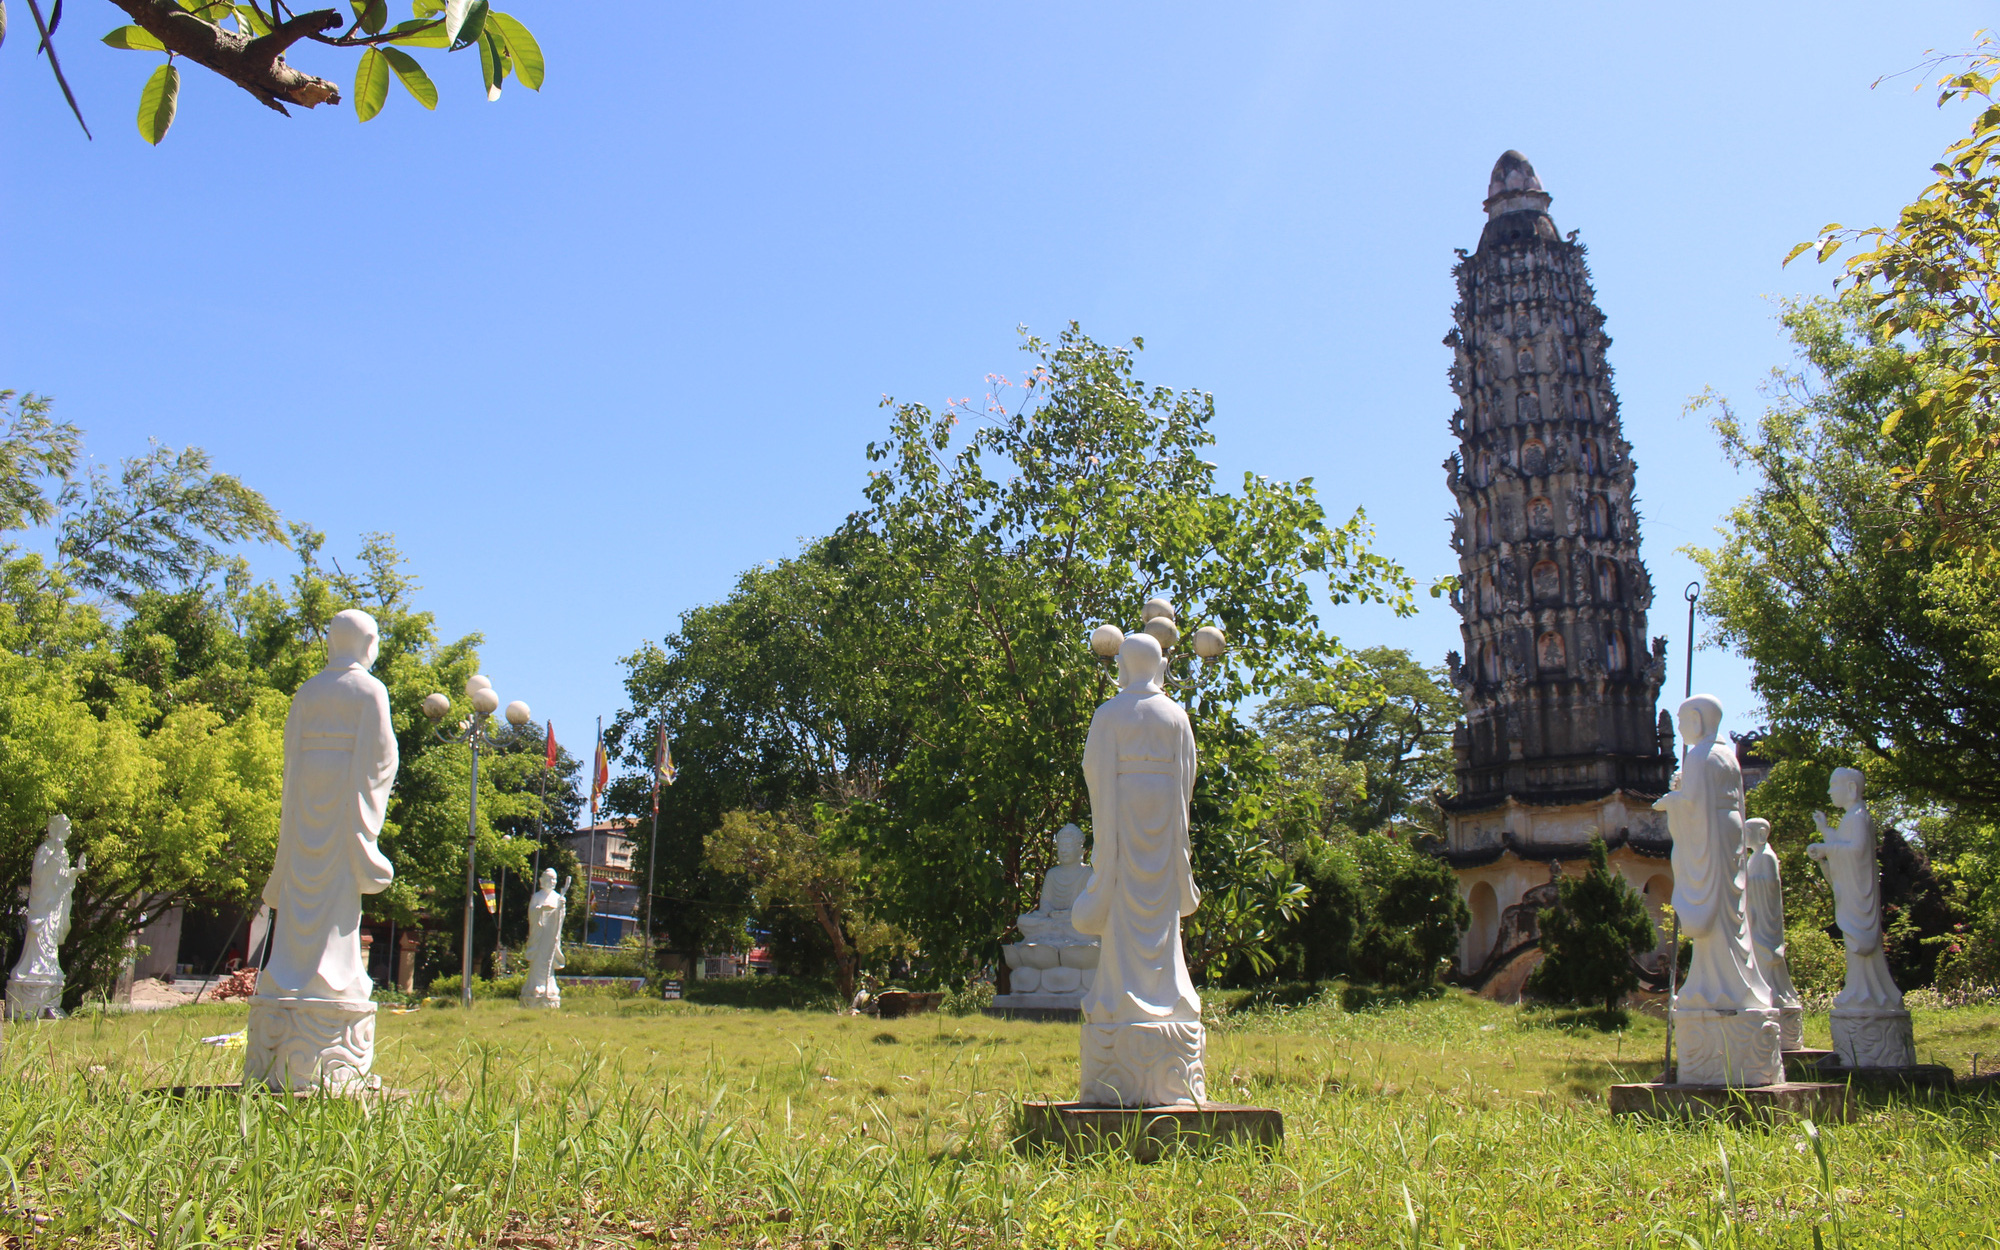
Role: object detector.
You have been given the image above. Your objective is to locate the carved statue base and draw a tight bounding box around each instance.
[520,981,561,1010]
[1830,1006,1916,1069]
[1673,1005,1782,1087]
[4,975,65,1021]
[1080,1021,1207,1107]
[245,997,377,1094]
[1777,1005,1804,1052]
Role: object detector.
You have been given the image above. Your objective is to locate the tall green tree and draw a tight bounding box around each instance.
[837,326,1413,986]
[1524,836,1656,1013]
[1254,646,1457,837]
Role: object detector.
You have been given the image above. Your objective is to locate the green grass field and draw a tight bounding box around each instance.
[2,989,1995,1247]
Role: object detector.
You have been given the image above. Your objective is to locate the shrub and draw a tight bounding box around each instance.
[1524,837,1656,1012]
[1786,924,1845,997]
[1352,845,1468,990]
[682,975,842,1011]
[1286,838,1365,980]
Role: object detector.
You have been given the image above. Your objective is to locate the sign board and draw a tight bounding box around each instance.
[660,979,683,1000]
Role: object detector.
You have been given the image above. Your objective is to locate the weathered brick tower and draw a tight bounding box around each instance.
[1435,152,1677,984]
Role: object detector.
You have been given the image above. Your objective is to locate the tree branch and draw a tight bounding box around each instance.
[106,0,342,114]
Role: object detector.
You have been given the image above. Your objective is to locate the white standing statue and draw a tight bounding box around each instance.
[1743,817,1804,1051]
[520,868,567,1008]
[7,815,85,1021]
[1651,694,1781,1086]
[1807,767,1915,1068]
[1074,626,1206,1107]
[245,609,398,1093]
[995,825,1101,1011]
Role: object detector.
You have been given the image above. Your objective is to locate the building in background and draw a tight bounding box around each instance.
[1432,152,1678,988]
[563,819,641,947]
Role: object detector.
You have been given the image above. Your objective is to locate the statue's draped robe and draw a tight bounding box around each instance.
[1656,736,1771,1011]
[522,888,566,995]
[1822,806,1903,1008]
[1073,683,1200,1025]
[15,839,77,979]
[1745,846,1800,1007]
[259,662,397,1003]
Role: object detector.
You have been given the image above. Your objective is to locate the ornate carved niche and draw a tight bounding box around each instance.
[1479,641,1502,684]
[1527,496,1555,537]
[1537,631,1567,672]
[1478,571,1499,614]
[1578,438,1598,474]
[1586,496,1609,539]
[1476,507,1494,547]
[1474,450,1493,487]
[1516,391,1541,422]
[1531,559,1561,603]
[1596,559,1621,603]
[1515,341,1535,374]
[1605,630,1629,671]
[1520,440,1547,476]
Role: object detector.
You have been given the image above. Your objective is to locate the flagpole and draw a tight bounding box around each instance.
[532,722,552,884]
[646,721,663,946]
[587,715,602,946]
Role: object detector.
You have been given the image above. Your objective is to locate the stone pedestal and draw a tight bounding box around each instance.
[520,981,560,1010]
[1021,1101,1282,1161]
[244,997,376,1094]
[4,975,64,1021]
[1080,1021,1206,1107]
[1673,1005,1782,1087]
[1608,1081,1850,1124]
[1777,1005,1803,1051]
[1830,1006,1915,1069]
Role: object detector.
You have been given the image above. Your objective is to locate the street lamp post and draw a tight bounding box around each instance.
[423,673,533,1011]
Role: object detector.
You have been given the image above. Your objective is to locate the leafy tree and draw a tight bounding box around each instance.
[26,0,543,145]
[1255,646,1457,836]
[703,807,909,1001]
[1791,39,2000,559]
[606,542,889,957]
[1524,836,1656,1012]
[1350,836,1467,991]
[836,326,1410,987]
[1690,299,2000,815]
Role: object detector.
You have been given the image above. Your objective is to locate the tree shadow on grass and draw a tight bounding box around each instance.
[1338,983,1446,1014]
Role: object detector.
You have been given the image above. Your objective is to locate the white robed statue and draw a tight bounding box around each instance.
[1073,630,1206,1107]
[245,609,399,1093]
[1808,767,1914,1066]
[1743,818,1803,1050]
[520,868,567,1008]
[1651,694,1780,1086]
[7,815,85,1020]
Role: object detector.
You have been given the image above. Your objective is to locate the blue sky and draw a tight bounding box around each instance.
[4,2,1987,800]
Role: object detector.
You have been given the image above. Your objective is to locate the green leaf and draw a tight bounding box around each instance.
[352,0,387,35]
[102,25,167,50]
[232,4,270,35]
[136,62,179,145]
[484,10,541,90]
[381,47,437,109]
[412,0,443,14]
[353,46,389,121]
[478,26,507,100]
[445,0,486,49]
[384,17,446,46]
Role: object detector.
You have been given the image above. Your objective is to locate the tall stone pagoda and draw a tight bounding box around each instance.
[1435,152,1677,984]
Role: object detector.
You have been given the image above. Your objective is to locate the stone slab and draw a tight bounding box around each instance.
[1787,1053,1957,1090]
[1608,1081,1851,1125]
[1020,1101,1282,1161]
[985,993,1082,1022]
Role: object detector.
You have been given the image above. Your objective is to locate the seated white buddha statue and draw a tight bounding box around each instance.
[1017,824,1092,945]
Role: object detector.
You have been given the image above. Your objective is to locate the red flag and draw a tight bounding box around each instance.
[544,721,557,769]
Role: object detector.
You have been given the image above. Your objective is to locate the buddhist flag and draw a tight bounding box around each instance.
[544,721,558,769]
[651,725,676,814]
[590,718,608,817]
[478,877,498,913]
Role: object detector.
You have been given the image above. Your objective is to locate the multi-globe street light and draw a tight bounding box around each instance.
[422,674,533,1009]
